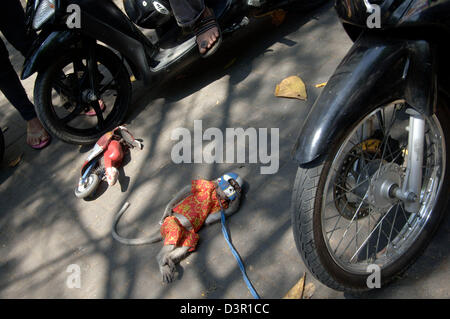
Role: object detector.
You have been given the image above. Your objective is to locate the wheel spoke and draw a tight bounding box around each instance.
[98,79,118,96]
[53,78,75,99]
[92,101,106,130]
[333,181,368,203]
[399,202,413,228]
[60,104,85,124]
[385,203,400,255]
[350,205,395,262]
[333,191,369,255]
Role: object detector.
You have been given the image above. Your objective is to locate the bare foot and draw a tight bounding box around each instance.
[196,8,220,55]
[27,118,50,149]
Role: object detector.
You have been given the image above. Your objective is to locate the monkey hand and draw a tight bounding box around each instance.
[160,257,176,283]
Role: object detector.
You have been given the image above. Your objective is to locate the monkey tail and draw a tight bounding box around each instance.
[112,202,163,245]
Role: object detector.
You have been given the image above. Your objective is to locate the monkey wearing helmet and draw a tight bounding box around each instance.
[112,173,243,283]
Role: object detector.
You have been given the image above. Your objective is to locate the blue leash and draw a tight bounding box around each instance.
[220,208,260,299]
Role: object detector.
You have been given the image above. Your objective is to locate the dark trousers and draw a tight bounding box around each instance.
[169,0,205,28]
[0,0,37,121]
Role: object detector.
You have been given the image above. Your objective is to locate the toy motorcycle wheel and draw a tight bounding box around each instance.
[75,174,101,199]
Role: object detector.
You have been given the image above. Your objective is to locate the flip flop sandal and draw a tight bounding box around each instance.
[194,8,222,58]
[85,99,106,116]
[27,129,51,150]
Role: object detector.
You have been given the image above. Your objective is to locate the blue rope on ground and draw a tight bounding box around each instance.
[220,210,260,299]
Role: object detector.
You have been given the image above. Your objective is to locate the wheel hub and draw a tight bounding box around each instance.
[78,175,94,191]
[367,163,402,211]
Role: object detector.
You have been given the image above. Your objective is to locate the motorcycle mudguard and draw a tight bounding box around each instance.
[21,30,77,80]
[293,34,435,167]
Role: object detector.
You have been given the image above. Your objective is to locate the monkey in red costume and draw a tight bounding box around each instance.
[112,173,243,283]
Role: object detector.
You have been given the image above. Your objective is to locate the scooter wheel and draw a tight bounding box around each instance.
[75,174,101,199]
[34,45,131,145]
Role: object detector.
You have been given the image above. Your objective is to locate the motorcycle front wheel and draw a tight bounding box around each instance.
[34,45,131,145]
[291,99,450,292]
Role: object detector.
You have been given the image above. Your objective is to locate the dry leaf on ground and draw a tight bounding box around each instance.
[271,9,286,26]
[303,282,316,299]
[283,272,306,299]
[275,75,307,100]
[9,154,23,168]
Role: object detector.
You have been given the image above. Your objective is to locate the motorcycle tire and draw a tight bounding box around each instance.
[291,99,450,293]
[75,174,101,199]
[34,45,131,145]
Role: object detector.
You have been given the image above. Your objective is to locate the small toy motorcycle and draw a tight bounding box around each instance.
[75,126,143,199]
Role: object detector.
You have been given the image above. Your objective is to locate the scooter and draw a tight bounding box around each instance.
[21,0,327,145]
[291,0,450,292]
[75,126,142,199]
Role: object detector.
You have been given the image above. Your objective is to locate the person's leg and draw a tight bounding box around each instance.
[194,7,220,56]
[0,0,36,57]
[0,38,36,122]
[0,35,49,148]
[169,0,206,28]
[168,0,219,55]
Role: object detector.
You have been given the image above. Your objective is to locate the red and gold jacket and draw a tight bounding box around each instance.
[160,179,229,252]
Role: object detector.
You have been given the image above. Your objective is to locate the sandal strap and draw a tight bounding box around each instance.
[193,9,219,36]
[194,21,219,37]
[27,128,49,139]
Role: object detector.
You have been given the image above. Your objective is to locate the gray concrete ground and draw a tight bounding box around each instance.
[0,2,448,299]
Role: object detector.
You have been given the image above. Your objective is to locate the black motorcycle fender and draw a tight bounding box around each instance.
[21,29,78,80]
[21,13,153,84]
[293,34,435,166]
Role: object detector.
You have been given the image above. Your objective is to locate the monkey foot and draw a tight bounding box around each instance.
[161,265,175,283]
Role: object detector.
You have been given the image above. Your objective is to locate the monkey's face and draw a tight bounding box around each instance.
[214,179,241,201]
[228,179,242,194]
